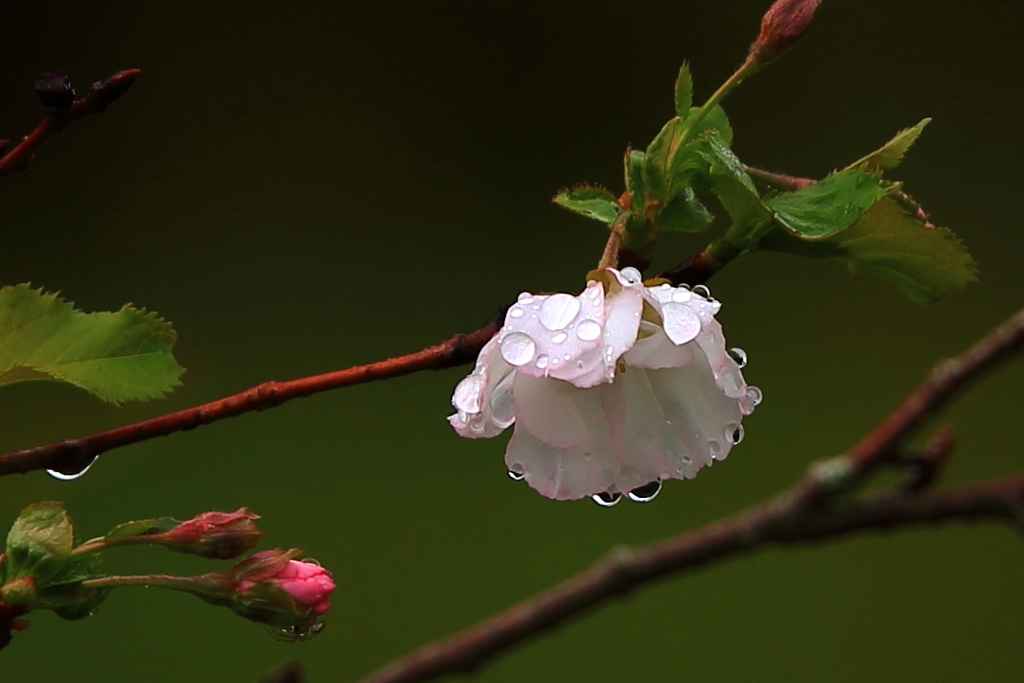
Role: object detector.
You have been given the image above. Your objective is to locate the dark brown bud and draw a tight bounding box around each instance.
[751,0,821,60]
[34,71,75,114]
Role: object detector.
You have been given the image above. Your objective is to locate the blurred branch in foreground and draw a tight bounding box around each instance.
[353,304,1024,683]
[0,69,139,180]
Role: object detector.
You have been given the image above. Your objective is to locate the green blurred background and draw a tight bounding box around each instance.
[1,0,1023,680]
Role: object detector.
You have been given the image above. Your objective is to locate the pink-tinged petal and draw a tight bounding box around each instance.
[694,320,747,400]
[647,343,744,467]
[512,373,588,448]
[449,334,516,438]
[625,322,695,370]
[499,286,605,381]
[313,598,331,615]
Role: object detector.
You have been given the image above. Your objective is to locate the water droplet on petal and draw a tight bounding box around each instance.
[576,319,602,341]
[592,491,622,507]
[728,347,748,368]
[540,293,581,331]
[518,293,534,304]
[726,423,744,445]
[627,480,662,502]
[563,354,571,361]
[508,462,526,481]
[693,284,711,299]
[709,441,721,461]
[47,456,98,481]
[620,267,642,284]
[681,455,692,464]
[576,360,584,369]
[490,379,516,428]
[536,354,550,370]
[552,332,568,344]
[746,386,763,406]
[509,306,525,319]
[500,332,537,366]
[671,288,692,303]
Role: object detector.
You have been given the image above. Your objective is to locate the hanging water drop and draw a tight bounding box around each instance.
[627,480,662,503]
[728,347,748,368]
[592,491,622,507]
[693,284,711,299]
[508,463,526,481]
[726,423,745,445]
[47,455,98,481]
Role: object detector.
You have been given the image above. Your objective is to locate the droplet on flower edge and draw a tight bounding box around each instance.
[627,480,662,503]
[592,491,622,507]
[727,347,748,368]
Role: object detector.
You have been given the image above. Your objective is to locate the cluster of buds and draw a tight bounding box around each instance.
[0,502,334,651]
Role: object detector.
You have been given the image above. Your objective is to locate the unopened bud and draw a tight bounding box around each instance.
[158,508,263,559]
[751,0,821,61]
[34,71,75,114]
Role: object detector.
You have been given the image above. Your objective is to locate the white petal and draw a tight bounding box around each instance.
[624,322,694,369]
[448,334,516,439]
[694,320,747,400]
[512,373,588,448]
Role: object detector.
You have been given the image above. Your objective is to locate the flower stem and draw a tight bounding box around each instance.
[82,574,214,597]
[678,55,761,144]
[597,212,630,270]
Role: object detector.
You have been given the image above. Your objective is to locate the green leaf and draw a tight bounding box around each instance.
[698,133,769,226]
[624,149,647,214]
[5,501,74,584]
[760,197,978,304]
[686,104,733,145]
[553,185,622,225]
[643,117,683,201]
[765,168,888,238]
[849,119,931,173]
[40,552,110,620]
[656,187,714,232]
[674,63,693,118]
[0,284,185,404]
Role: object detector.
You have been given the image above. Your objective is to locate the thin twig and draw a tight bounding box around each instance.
[0,69,139,180]
[0,256,718,478]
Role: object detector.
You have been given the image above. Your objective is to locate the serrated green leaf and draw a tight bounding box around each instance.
[553,185,622,225]
[5,501,74,584]
[0,284,185,404]
[686,104,733,145]
[624,149,647,214]
[104,517,178,541]
[849,119,931,173]
[760,197,978,303]
[674,63,693,118]
[656,187,714,232]
[697,133,769,227]
[765,168,887,238]
[41,553,109,620]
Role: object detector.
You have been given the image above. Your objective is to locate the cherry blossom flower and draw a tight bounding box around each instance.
[449,267,761,505]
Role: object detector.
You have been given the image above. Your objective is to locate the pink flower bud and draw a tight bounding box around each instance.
[752,0,820,59]
[159,508,262,559]
[238,560,335,616]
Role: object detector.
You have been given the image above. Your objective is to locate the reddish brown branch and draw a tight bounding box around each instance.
[0,70,139,180]
[0,315,504,477]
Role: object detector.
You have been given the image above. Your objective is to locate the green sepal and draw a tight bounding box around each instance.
[0,285,185,404]
[674,63,693,118]
[760,197,978,304]
[4,501,74,584]
[624,149,647,214]
[553,185,623,225]
[656,187,714,232]
[643,117,683,201]
[849,119,931,173]
[765,168,888,238]
[103,517,179,541]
